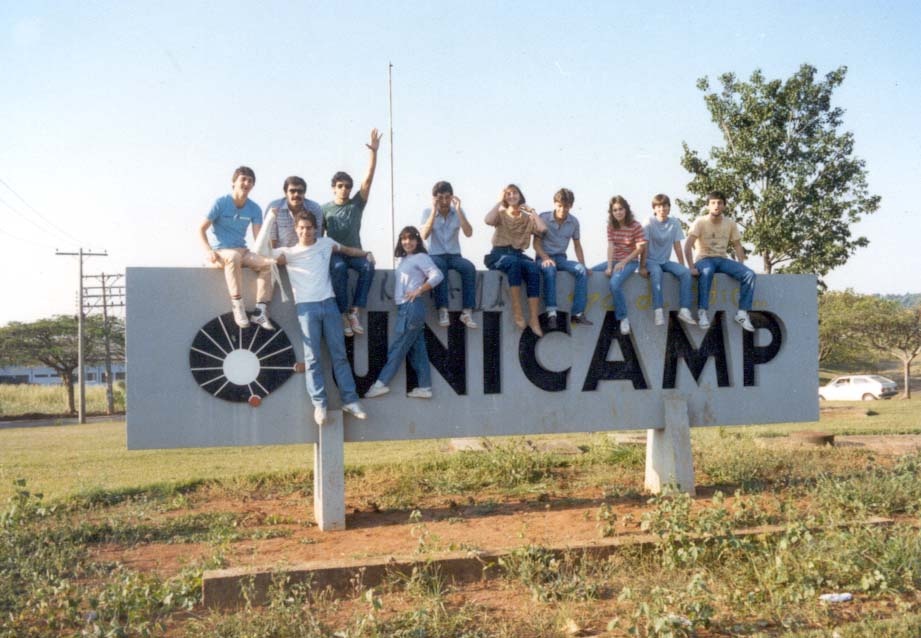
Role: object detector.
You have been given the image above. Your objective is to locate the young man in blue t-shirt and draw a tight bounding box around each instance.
[198,166,276,329]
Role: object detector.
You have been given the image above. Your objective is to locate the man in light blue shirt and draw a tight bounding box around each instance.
[267,176,324,248]
[420,180,478,329]
[534,188,592,329]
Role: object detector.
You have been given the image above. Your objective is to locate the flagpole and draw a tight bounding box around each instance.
[388,62,396,268]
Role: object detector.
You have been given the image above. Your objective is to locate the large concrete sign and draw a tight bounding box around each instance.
[126,268,818,450]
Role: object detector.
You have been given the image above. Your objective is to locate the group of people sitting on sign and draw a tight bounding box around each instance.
[198,128,756,426]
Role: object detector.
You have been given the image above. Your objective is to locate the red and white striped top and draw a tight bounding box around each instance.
[607,221,646,261]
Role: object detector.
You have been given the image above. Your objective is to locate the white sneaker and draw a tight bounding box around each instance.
[348,311,365,335]
[698,309,710,329]
[735,310,755,332]
[438,308,450,327]
[342,402,367,419]
[314,405,327,426]
[459,310,478,329]
[677,308,697,325]
[364,380,390,398]
[231,299,250,328]
[654,308,665,326]
[407,387,432,399]
[342,314,354,337]
[619,318,631,335]
[251,305,275,330]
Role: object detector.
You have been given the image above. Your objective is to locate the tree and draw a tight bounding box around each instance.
[818,290,875,364]
[677,65,880,279]
[0,315,125,414]
[848,297,921,399]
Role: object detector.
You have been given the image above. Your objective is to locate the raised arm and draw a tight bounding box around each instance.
[485,203,503,227]
[358,128,382,202]
[454,196,473,237]
[420,205,437,240]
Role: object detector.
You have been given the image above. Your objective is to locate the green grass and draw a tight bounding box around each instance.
[0,383,125,417]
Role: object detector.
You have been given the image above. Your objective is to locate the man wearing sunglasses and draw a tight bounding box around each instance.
[268,176,324,248]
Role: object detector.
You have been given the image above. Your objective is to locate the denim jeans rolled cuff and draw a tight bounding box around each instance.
[486,247,540,298]
[330,253,375,313]
[430,253,477,309]
[694,257,756,310]
[647,261,693,310]
[608,260,639,320]
[296,297,359,407]
[549,254,588,316]
[377,299,431,388]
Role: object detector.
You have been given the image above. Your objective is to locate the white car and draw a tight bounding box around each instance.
[818,375,898,401]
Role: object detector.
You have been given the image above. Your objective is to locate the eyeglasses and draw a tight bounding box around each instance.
[287,188,306,195]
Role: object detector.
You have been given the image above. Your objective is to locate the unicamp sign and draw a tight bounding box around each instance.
[126,268,818,450]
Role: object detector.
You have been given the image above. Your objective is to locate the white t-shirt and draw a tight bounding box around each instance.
[273,237,338,303]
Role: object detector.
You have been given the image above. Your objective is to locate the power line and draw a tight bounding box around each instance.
[0,193,83,248]
[0,225,58,250]
[0,176,86,246]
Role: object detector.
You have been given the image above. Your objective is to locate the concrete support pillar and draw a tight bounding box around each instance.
[645,398,696,495]
[313,410,346,530]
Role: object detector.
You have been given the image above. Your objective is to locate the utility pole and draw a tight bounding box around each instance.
[56,248,107,423]
[83,273,125,415]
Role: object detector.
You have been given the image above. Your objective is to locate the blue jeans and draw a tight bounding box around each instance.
[330,253,374,313]
[295,297,359,407]
[377,299,431,388]
[486,248,540,298]
[540,254,588,315]
[695,257,756,310]
[607,260,639,320]
[430,254,476,309]
[647,261,693,310]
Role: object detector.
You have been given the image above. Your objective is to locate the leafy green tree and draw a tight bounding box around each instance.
[0,315,125,414]
[678,65,880,278]
[818,290,875,365]
[848,297,921,399]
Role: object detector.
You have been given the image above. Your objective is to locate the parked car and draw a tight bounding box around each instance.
[818,375,898,401]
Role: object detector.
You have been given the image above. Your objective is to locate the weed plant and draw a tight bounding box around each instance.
[0,383,124,417]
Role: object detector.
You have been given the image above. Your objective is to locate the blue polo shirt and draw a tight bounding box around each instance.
[643,216,685,265]
[206,195,262,249]
[421,207,463,255]
[538,210,580,256]
[266,197,324,247]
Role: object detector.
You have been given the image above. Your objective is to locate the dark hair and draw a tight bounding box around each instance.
[284,176,307,192]
[651,193,671,207]
[294,211,318,228]
[502,184,526,207]
[232,166,256,184]
[607,195,635,230]
[432,181,453,196]
[554,188,575,207]
[394,226,428,258]
[707,191,726,204]
[331,171,353,189]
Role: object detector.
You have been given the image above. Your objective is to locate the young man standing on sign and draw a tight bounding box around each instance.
[323,129,382,337]
[684,191,756,332]
[274,211,371,426]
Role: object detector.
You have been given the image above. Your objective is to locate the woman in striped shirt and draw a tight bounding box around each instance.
[603,196,646,335]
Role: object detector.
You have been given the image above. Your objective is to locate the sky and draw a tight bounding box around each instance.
[2,0,919,326]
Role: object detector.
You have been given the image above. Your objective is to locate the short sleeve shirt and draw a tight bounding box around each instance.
[322,195,367,249]
[607,221,646,262]
[491,210,541,251]
[538,211,580,256]
[272,237,338,303]
[267,197,324,247]
[643,216,685,265]
[689,215,741,259]
[206,195,262,249]
[422,207,462,255]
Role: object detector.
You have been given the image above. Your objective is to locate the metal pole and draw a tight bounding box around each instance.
[388,62,396,268]
[101,273,115,415]
[77,248,86,424]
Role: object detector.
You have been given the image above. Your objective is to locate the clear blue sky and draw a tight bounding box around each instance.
[2,0,919,326]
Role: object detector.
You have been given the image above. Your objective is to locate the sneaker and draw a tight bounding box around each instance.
[459,310,478,329]
[342,314,354,337]
[231,299,250,328]
[698,309,710,329]
[619,318,631,335]
[342,402,368,419]
[654,308,665,326]
[677,308,697,325]
[364,380,390,398]
[438,308,450,327]
[348,311,365,335]
[547,311,558,331]
[251,306,275,331]
[571,313,594,326]
[314,405,327,426]
[735,310,755,332]
[407,387,432,399]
